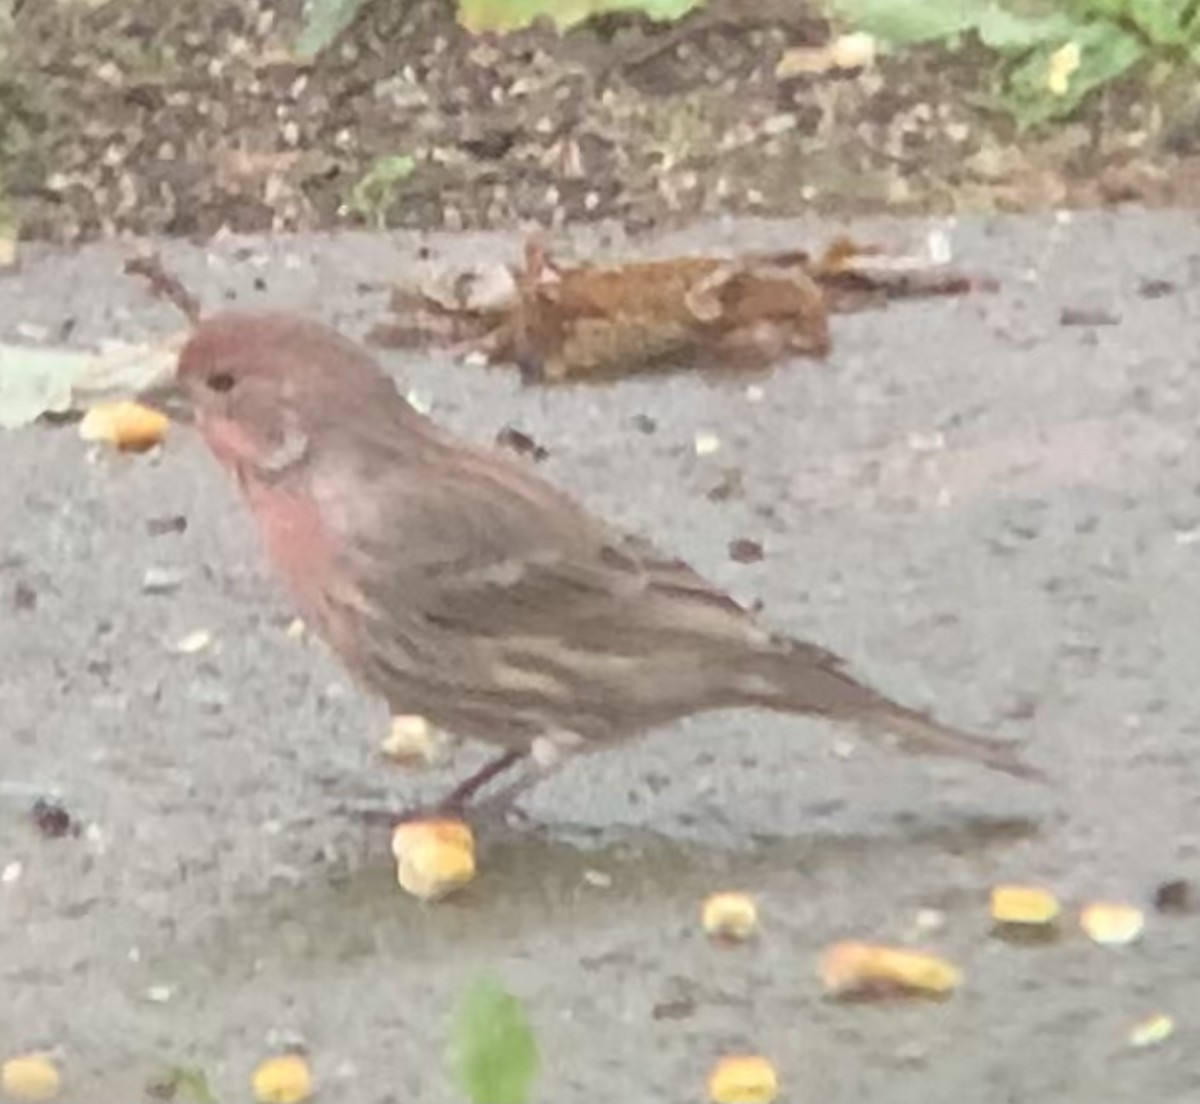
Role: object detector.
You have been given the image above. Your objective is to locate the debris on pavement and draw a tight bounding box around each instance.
[727,538,764,564]
[381,715,457,768]
[368,235,996,383]
[142,567,187,595]
[28,799,75,840]
[1152,878,1192,914]
[819,941,962,1000]
[171,629,214,656]
[1127,1012,1174,1049]
[494,425,550,462]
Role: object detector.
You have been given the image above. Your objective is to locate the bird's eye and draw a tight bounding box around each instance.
[206,371,235,393]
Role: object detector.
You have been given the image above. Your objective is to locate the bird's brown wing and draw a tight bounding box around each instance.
[309,433,815,741]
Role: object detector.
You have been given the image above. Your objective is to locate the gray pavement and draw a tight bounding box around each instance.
[2,211,1200,1101]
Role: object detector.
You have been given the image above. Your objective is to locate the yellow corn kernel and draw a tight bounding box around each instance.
[392,818,476,901]
[1080,902,1145,946]
[990,884,1061,927]
[1,1055,61,1102]
[708,1055,778,1104]
[79,400,169,452]
[251,1054,312,1104]
[701,893,759,942]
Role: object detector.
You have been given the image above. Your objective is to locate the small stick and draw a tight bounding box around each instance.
[124,253,203,325]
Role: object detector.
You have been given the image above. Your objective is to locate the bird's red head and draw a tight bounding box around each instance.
[174,311,404,474]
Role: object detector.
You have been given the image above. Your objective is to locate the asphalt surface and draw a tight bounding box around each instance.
[2,212,1200,1101]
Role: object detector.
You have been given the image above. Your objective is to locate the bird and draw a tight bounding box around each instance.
[158,310,1041,816]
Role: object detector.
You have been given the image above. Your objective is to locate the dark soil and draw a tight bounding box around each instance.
[5,0,1200,244]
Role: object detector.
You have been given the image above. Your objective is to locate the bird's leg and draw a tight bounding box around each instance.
[464,732,585,823]
[346,737,578,829]
[435,749,526,813]
[338,748,523,828]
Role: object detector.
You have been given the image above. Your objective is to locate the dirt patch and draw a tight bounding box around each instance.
[5,0,1200,244]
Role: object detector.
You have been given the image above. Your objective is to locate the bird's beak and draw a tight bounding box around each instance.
[136,378,193,424]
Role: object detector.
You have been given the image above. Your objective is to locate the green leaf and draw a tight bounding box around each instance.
[976,5,1078,52]
[1125,0,1193,46]
[829,0,991,45]
[449,976,539,1104]
[347,154,416,228]
[0,344,87,429]
[0,340,175,430]
[295,0,369,59]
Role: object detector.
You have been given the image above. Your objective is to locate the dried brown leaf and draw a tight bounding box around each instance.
[371,236,995,384]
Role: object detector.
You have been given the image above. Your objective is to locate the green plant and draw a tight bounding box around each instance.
[449,975,539,1104]
[346,154,415,228]
[830,0,1200,127]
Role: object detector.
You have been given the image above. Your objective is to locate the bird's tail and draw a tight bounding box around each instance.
[739,644,1044,782]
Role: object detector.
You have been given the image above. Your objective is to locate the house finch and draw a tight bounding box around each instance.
[163,311,1040,813]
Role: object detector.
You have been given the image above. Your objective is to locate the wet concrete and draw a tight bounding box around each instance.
[2,211,1200,1100]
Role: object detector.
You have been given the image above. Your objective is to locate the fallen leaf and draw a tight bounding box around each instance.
[371,236,994,384]
[0,336,180,431]
[0,345,86,429]
[450,975,539,1104]
[819,941,961,999]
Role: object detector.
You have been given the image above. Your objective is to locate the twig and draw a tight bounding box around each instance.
[124,253,203,325]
